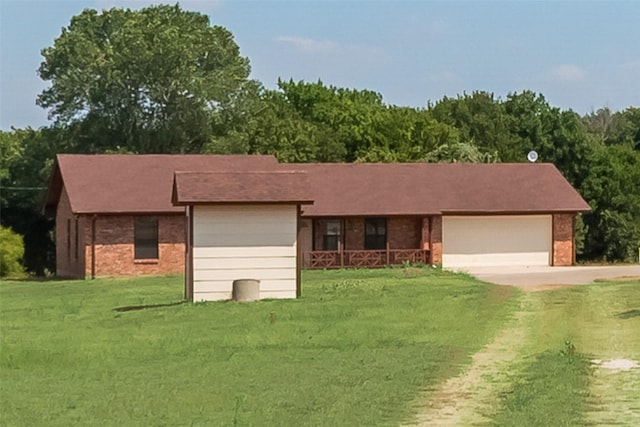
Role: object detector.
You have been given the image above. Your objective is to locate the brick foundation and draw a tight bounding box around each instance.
[552,213,574,266]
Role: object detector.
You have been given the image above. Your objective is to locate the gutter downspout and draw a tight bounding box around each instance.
[296,204,302,298]
[185,206,194,301]
[428,216,434,265]
[91,215,96,279]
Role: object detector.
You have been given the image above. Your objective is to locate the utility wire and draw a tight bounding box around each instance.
[0,187,47,191]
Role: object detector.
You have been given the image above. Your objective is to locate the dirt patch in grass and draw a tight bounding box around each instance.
[597,275,640,282]
[486,284,515,303]
[513,283,578,292]
[592,359,639,371]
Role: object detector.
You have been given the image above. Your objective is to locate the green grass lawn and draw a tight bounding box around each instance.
[2,270,638,426]
[0,268,517,426]
[493,280,640,427]
[469,280,640,427]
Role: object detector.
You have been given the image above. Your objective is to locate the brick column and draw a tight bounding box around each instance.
[552,213,574,266]
[421,217,430,250]
[430,216,443,265]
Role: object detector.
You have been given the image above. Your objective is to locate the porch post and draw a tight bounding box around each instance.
[386,241,390,265]
[421,217,429,264]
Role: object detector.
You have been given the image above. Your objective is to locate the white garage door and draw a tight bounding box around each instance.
[442,215,552,267]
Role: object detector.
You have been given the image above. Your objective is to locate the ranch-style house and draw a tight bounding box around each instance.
[45,154,590,301]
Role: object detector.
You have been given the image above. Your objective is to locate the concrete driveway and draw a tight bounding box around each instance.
[456,265,640,287]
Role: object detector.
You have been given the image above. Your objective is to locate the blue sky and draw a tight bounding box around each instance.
[1,0,639,130]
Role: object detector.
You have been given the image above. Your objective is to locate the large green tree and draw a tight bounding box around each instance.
[235,80,461,163]
[1,128,58,274]
[429,91,511,158]
[37,4,255,154]
[579,144,640,261]
[583,107,640,150]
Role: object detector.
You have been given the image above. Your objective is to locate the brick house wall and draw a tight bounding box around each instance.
[55,187,86,278]
[82,214,186,278]
[300,213,574,268]
[298,219,313,253]
[344,218,365,250]
[388,217,421,249]
[552,213,575,266]
[311,217,423,251]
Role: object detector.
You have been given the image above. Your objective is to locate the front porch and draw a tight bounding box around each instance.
[303,248,430,269]
[299,216,441,269]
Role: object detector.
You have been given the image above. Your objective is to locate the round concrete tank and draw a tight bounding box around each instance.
[232,279,260,302]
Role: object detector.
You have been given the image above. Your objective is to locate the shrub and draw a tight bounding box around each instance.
[0,226,26,278]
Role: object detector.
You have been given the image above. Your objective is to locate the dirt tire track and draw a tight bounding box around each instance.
[406,294,538,426]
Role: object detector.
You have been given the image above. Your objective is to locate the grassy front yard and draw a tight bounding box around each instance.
[1,269,516,426]
[1,269,638,426]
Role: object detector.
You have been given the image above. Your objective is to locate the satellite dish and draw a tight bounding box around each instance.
[527,150,538,163]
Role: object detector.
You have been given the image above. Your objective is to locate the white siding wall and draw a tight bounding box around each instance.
[192,205,297,301]
[442,215,552,267]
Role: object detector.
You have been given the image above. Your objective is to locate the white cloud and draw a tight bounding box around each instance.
[277,36,340,54]
[271,35,389,90]
[428,71,458,84]
[277,36,383,58]
[550,64,587,82]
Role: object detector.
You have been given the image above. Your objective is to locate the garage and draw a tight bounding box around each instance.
[442,215,552,268]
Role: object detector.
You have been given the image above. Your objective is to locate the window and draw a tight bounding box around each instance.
[365,218,386,250]
[323,220,342,251]
[134,217,159,259]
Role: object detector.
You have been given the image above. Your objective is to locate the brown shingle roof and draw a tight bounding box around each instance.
[286,162,590,216]
[46,155,590,217]
[45,154,279,215]
[172,171,313,205]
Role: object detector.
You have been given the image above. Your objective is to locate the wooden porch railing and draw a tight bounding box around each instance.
[303,249,430,269]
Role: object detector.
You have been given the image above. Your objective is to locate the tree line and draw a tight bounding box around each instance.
[1,4,639,275]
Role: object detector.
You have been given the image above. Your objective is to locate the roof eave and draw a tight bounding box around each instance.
[441,208,592,215]
[173,199,315,206]
[72,209,186,216]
